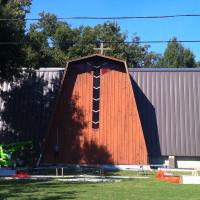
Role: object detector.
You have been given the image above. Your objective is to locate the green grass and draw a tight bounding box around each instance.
[103,169,156,176]
[29,168,156,176]
[1,175,200,200]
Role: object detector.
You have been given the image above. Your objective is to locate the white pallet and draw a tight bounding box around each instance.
[182,175,200,184]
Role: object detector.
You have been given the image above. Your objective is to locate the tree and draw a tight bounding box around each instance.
[26,13,160,68]
[157,37,197,68]
[0,0,32,82]
[25,12,77,68]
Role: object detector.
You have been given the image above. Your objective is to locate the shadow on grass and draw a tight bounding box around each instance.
[0,179,82,199]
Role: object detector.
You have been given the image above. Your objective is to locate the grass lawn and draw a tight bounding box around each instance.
[0,172,200,200]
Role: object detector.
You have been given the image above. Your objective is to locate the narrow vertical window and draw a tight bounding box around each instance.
[92,67,100,129]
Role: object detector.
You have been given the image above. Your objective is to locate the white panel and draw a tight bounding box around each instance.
[182,176,200,184]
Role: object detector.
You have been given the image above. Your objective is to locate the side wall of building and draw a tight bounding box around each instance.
[130,69,200,157]
[0,69,63,145]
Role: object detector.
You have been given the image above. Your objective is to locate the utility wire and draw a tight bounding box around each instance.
[1,14,200,21]
[108,40,200,44]
[1,40,200,45]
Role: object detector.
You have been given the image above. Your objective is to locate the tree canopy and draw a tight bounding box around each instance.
[0,0,32,82]
[157,37,197,68]
[25,12,160,68]
[0,8,199,82]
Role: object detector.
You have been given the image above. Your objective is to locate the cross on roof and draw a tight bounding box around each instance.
[94,42,111,55]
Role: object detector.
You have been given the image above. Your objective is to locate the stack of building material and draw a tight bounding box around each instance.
[156,169,200,184]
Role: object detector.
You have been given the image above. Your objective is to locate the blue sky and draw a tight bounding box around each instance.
[27,0,200,60]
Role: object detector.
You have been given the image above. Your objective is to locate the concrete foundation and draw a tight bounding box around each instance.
[150,156,200,169]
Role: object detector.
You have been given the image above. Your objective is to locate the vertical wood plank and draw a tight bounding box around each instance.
[43,57,148,165]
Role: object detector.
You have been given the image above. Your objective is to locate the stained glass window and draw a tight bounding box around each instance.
[92,67,100,129]
[90,63,110,130]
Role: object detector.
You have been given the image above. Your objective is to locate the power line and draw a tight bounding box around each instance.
[110,40,200,44]
[1,14,200,21]
[1,40,200,45]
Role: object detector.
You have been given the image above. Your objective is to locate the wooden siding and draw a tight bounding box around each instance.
[42,55,148,165]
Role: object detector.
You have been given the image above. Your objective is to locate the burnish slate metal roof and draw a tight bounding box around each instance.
[0,67,200,157]
[129,68,200,157]
[0,68,64,144]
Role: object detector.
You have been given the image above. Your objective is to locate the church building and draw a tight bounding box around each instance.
[1,53,200,168]
[42,54,148,165]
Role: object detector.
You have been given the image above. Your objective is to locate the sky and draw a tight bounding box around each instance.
[27,0,200,60]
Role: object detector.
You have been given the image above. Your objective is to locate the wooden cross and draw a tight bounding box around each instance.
[94,42,111,55]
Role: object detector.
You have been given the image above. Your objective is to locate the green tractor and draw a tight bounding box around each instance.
[0,144,12,167]
[0,141,36,168]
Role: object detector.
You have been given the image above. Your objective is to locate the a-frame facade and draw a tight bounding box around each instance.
[42,54,148,165]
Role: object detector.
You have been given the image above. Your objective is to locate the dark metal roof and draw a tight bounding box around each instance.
[129,68,200,72]
[1,67,200,157]
[130,69,200,157]
[0,69,63,144]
